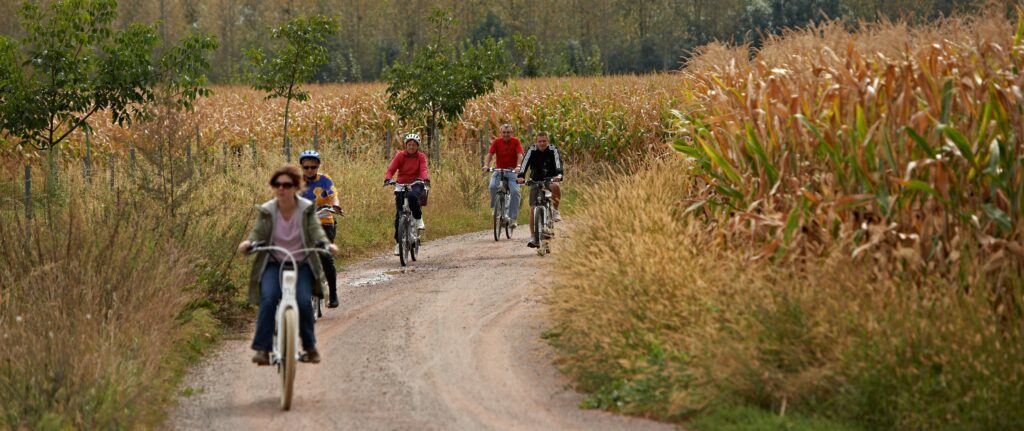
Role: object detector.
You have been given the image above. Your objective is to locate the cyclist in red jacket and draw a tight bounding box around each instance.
[384,133,429,255]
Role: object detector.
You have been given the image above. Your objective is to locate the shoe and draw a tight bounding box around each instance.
[527,240,538,248]
[252,350,270,366]
[510,222,517,229]
[416,218,425,230]
[300,349,321,364]
[553,209,562,222]
[328,293,339,308]
[394,244,400,256]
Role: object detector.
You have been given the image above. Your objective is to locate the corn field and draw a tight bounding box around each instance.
[672,11,1024,280]
[10,75,682,164]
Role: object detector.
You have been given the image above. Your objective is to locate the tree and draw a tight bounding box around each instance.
[246,14,339,160]
[384,9,513,153]
[0,0,218,156]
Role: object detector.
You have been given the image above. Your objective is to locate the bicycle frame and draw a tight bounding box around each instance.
[526,178,558,254]
[386,180,427,265]
[490,169,515,240]
[248,244,327,366]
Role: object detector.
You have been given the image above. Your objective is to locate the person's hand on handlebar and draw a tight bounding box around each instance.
[384,178,395,186]
[481,166,490,173]
[237,240,252,254]
[516,178,525,184]
[552,175,563,182]
[327,244,339,255]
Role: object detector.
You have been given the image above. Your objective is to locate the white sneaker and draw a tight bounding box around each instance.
[416,218,425,230]
[552,209,562,222]
[393,244,400,256]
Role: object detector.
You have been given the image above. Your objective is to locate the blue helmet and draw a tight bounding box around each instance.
[299,150,321,164]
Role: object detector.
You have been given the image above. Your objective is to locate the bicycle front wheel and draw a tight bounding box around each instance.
[493,195,504,241]
[280,307,298,410]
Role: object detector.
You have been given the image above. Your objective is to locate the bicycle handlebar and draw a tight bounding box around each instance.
[316,205,343,218]
[385,178,423,184]
[524,177,561,186]
[245,241,331,268]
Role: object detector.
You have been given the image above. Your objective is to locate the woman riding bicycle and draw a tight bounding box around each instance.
[384,133,429,255]
[237,165,338,365]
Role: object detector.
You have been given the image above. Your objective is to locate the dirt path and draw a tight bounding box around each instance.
[168,230,678,431]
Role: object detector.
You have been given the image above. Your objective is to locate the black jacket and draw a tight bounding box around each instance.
[517,144,564,181]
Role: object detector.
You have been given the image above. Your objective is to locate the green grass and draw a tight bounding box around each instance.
[693,406,862,431]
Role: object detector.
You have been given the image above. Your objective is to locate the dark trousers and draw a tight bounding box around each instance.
[321,224,337,299]
[252,262,316,352]
[394,184,424,242]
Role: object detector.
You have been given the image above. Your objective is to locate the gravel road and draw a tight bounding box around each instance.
[168,230,678,431]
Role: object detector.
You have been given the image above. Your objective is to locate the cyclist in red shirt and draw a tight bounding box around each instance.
[482,124,524,228]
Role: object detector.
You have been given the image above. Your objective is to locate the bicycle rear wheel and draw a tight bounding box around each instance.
[409,224,418,262]
[505,200,513,239]
[533,206,546,256]
[280,308,298,410]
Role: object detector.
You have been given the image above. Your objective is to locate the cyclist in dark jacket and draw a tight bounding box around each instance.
[517,131,564,247]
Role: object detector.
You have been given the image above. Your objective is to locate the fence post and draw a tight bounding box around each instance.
[108,153,114,190]
[385,128,392,159]
[527,123,533,143]
[24,165,31,220]
[432,126,441,169]
[130,146,137,181]
[341,129,347,156]
[186,141,193,171]
[84,129,92,183]
[250,138,257,165]
[285,136,291,162]
[312,126,317,152]
[222,141,228,175]
[479,125,486,168]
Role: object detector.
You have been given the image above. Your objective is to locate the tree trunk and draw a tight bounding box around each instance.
[283,87,293,161]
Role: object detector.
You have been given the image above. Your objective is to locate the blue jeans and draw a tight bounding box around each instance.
[252,262,316,352]
[488,171,521,220]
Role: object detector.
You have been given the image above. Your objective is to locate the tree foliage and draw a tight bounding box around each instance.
[384,9,512,150]
[246,14,339,150]
[0,0,1000,83]
[0,0,218,153]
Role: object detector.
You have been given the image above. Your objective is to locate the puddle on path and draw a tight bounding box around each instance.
[347,268,417,287]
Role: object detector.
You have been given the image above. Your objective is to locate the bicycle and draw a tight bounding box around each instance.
[489,168,516,241]
[385,179,427,266]
[245,241,329,410]
[311,206,343,321]
[526,177,558,256]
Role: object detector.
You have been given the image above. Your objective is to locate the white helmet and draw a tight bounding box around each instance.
[403,133,421,145]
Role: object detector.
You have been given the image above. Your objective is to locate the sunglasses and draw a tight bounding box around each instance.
[271,181,296,189]
[301,165,319,171]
